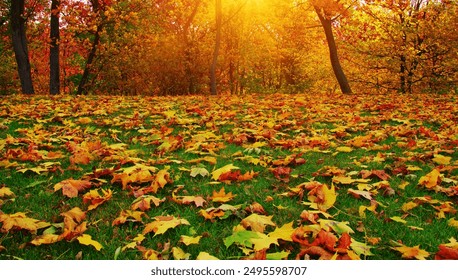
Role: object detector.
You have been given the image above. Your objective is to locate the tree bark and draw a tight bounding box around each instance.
[11,0,34,94]
[50,0,60,95]
[210,0,222,95]
[314,7,352,94]
[77,0,101,95]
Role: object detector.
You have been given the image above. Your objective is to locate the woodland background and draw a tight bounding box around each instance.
[1,0,457,96]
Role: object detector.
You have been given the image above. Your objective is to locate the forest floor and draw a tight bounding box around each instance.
[0,92,457,260]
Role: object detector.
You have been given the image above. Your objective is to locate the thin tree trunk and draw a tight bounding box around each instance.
[77,0,101,95]
[314,7,352,94]
[210,0,222,95]
[77,30,100,95]
[50,0,60,95]
[11,0,34,94]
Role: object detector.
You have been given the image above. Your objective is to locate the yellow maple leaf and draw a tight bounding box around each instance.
[188,156,217,165]
[0,187,14,198]
[122,234,145,252]
[211,187,236,203]
[180,235,202,246]
[448,218,458,229]
[251,232,279,251]
[390,216,407,224]
[30,234,62,246]
[77,234,103,251]
[268,221,295,242]
[432,154,451,165]
[319,183,337,211]
[83,189,112,211]
[241,214,276,232]
[332,176,355,184]
[419,169,441,189]
[150,169,172,193]
[111,163,157,189]
[0,212,50,234]
[196,252,219,260]
[211,164,239,180]
[392,244,430,260]
[336,146,353,153]
[172,247,191,260]
[359,203,377,218]
[402,201,419,212]
[143,216,190,236]
[112,210,147,226]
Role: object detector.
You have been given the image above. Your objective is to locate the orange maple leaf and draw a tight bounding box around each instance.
[60,207,87,240]
[82,189,113,211]
[419,169,441,189]
[0,212,50,234]
[150,169,172,193]
[211,187,236,203]
[112,210,147,226]
[392,244,430,260]
[143,215,190,236]
[54,179,92,198]
[131,195,165,211]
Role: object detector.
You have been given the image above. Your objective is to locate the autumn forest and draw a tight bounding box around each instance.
[1,0,458,262]
[1,0,457,95]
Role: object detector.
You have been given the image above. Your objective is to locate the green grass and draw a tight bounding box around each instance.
[0,93,457,260]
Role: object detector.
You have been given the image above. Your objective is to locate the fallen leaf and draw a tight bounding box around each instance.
[143,216,190,236]
[211,164,239,180]
[268,221,295,242]
[190,166,210,177]
[402,201,419,212]
[432,154,451,165]
[0,186,14,197]
[82,189,112,211]
[30,234,62,246]
[172,247,190,260]
[392,244,430,260]
[54,179,92,198]
[211,187,236,203]
[336,146,353,153]
[112,210,147,226]
[77,234,103,251]
[0,212,50,234]
[180,235,202,246]
[419,169,441,189]
[131,195,165,211]
[196,252,219,260]
[390,216,407,224]
[448,218,458,229]
[241,214,276,232]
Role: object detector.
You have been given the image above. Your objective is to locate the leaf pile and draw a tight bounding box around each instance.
[0,93,457,260]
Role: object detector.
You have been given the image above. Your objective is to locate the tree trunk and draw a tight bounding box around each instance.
[50,0,60,95]
[77,30,100,95]
[314,7,352,94]
[77,0,100,95]
[210,0,222,95]
[11,0,34,94]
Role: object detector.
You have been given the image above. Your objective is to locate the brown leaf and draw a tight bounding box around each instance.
[54,179,92,198]
[270,166,292,182]
[245,202,267,215]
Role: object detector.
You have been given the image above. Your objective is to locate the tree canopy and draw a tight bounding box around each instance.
[0,0,457,95]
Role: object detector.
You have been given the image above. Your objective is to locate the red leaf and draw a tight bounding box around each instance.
[435,245,458,260]
[271,166,292,182]
[336,233,352,252]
